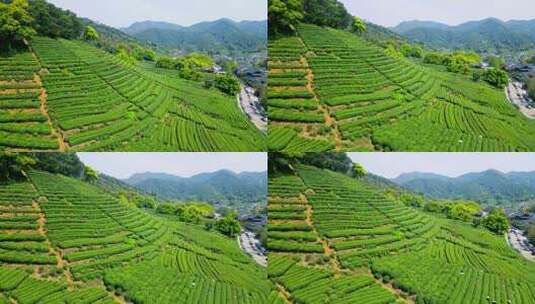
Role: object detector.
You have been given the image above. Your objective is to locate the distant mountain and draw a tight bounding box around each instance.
[391,20,449,33]
[123,170,267,212]
[121,18,267,53]
[392,169,535,206]
[392,172,451,184]
[361,21,406,45]
[122,21,184,34]
[391,17,535,52]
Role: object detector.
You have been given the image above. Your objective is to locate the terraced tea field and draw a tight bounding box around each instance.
[0,171,270,303]
[268,165,535,303]
[0,38,265,151]
[268,24,535,152]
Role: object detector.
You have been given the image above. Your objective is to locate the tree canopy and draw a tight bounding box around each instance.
[215,213,241,237]
[0,0,35,48]
[481,208,510,234]
[83,25,98,41]
[352,16,366,34]
[268,0,303,35]
[303,0,352,29]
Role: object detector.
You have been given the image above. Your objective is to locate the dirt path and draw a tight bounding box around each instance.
[36,76,68,151]
[301,55,343,150]
[302,192,342,274]
[276,283,293,304]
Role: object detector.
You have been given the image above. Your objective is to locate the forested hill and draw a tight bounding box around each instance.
[268,160,535,304]
[393,169,535,206]
[391,18,535,52]
[124,170,267,212]
[121,18,267,53]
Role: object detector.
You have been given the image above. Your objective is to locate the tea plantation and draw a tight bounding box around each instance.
[268,24,535,152]
[0,170,271,303]
[268,165,535,303]
[0,38,265,152]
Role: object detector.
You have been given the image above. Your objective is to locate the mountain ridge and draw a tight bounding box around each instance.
[392,169,535,206]
[391,17,535,51]
[121,18,267,53]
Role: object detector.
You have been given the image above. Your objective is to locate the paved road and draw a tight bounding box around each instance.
[506,81,535,119]
[238,85,267,133]
[508,228,535,262]
[239,231,267,267]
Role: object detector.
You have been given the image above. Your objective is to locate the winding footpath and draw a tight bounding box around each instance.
[238,230,267,267]
[238,85,267,133]
[508,228,535,262]
[506,81,535,119]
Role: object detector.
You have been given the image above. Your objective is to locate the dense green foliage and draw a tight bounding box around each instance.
[268,161,535,303]
[214,74,241,96]
[268,0,303,35]
[0,170,269,303]
[0,0,35,49]
[481,208,510,234]
[268,23,535,151]
[302,0,352,29]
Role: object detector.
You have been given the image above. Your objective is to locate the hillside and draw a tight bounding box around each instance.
[268,164,535,303]
[268,23,535,152]
[391,18,535,52]
[122,19,267,53]
[0,170,271,303]
[124,170,267,213]
[393,169,535,206]
[0,37,265,151]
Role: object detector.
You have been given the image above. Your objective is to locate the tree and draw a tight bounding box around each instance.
[487,55,504,69]
[303,0,352,29]
[215,213,241,237]
[352,16,366,34]
[352,163,367,178]
[0,152,36,182]
[482,68,508,89]
[214,74,241,96]
[482,208,510,234]
[83,25,98,41]
[83,166,98,183]
[268,0,303,35]
[0,0,35,49]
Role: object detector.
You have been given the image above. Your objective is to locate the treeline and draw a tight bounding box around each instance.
[0,0,82,49]
[0,152,93,182]
[268,0,365,35]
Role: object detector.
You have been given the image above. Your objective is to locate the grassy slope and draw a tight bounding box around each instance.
[267,165,535,303]
[0,37,265,152]
[268,23,535,152]
[0,171,269,303]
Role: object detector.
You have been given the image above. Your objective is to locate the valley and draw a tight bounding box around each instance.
[267,153,535,303]
[0,170,270,303]
[0,152,273,303]
[268,24,535,152]
[0,0,267,152]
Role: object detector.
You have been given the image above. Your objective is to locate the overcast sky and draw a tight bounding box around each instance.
[77,153,266,179]
[48,0,267,28]
[348,153,535,178]
[341,0,535,27]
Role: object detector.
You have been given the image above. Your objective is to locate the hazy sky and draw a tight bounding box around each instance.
[341,0,535,27]
[348,153,535,178]
[77,153,266,179]
[48,0,267,28]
